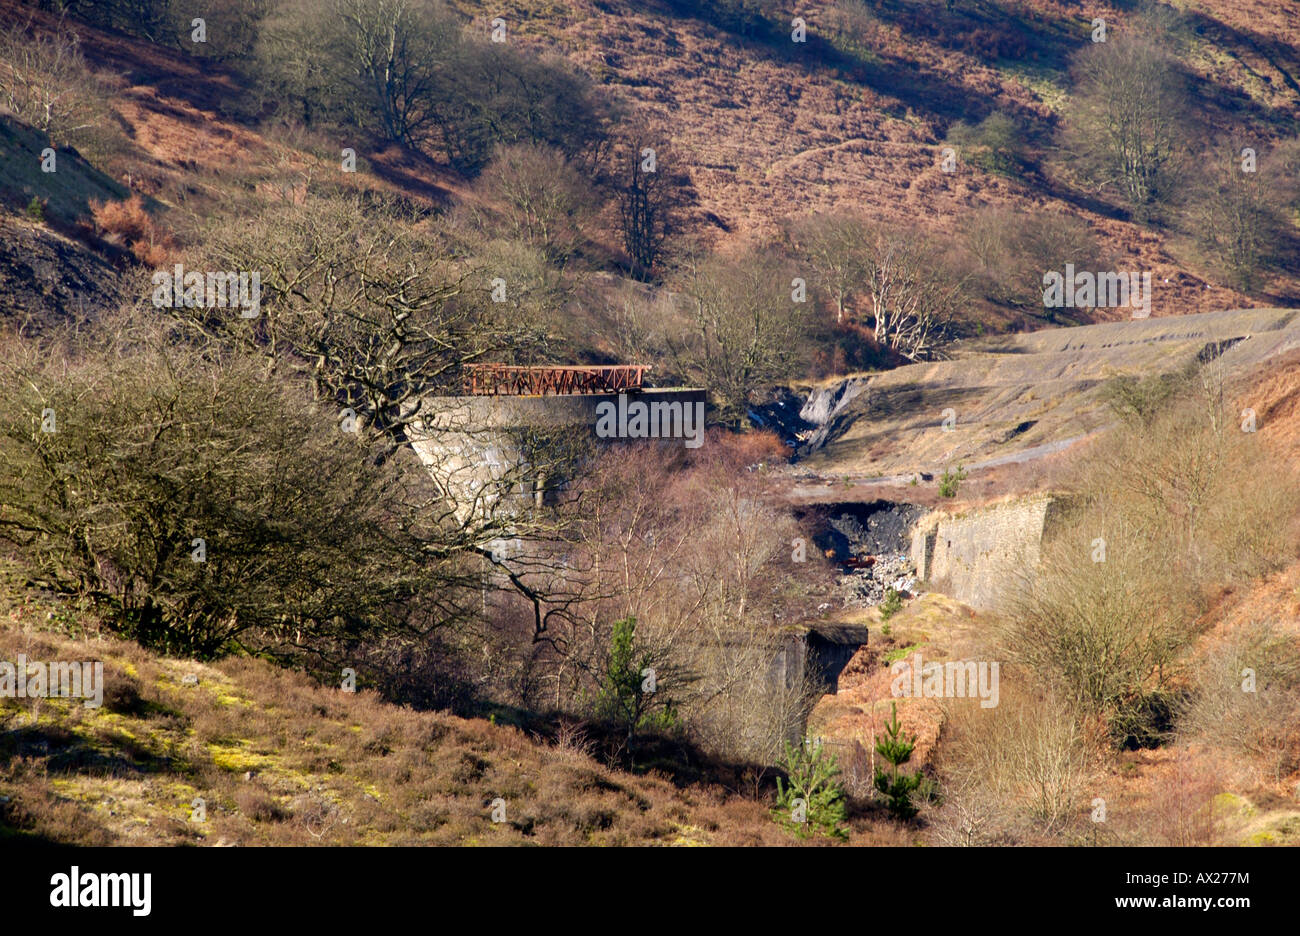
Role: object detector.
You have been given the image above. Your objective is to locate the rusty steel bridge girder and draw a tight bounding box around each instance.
[462,364,651,396]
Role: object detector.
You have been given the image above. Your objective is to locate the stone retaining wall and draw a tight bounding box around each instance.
[911,494,1059,609]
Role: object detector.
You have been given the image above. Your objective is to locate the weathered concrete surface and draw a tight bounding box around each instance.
[406,389,707,525]
[768,623,869,743]
[769,623,870,696]
[911,493,1061,610]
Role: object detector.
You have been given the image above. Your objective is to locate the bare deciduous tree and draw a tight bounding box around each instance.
[328,0,458,148]
[257,0,612,175]
[861,231,964,361]
[0,20,111,148]
[961,207,1107,321]
[785,211,868,325]
[477,442,815,762]
[1062,34,1189,213]
[188,192,541,451]
[676,247,810,423]
[609,124,687,279]
[1190,144,1285,292]
[0,313,486,662]
[931,693,1100,843]
[467,143,597,266]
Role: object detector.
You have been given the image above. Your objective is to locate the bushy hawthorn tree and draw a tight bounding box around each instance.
[0,315,485,661]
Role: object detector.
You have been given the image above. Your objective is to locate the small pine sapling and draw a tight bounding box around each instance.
[873,702,923,819]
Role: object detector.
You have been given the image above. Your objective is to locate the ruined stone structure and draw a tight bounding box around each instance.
[769,623,869,696]
[405,389,707,528]
[768,623,869,744]
[911,494,1065,609]
[406,387,863,741]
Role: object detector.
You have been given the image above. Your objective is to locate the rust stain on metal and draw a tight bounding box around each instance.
[462,364,651,396]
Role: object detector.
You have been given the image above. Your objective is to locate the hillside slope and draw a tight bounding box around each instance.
[456,0,1300,317]
[6,0,1298,336]
[787,306,1300,480]
[0,611,780,845]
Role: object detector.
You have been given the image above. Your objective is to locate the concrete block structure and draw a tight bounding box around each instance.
[405,389,707,527]
[769,624,870,696]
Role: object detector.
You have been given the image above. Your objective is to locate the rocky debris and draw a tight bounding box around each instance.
[0,214,124,329]
[747,379,876,455]
[837,552,919,608]
[747,387,817,444]
[826,502,926,557]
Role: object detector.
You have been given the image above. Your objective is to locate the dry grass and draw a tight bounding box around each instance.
[10,0,1291,323]
[0,589,916,846]
[88,194,176,265]
[926,689,1105,845]
[456,0,1287,314]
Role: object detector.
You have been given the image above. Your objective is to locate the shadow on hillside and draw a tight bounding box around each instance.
[638,0,1000,123]
[1169,11,1300,143]
[1186,8,1300,100]
[481,701,917,831]
[485,703,787,793]
[0,823,71,846]
[1252,232,1300,307]
[0,718,160,845]
[997,153,1134,226]
[850,0,1084,71]
[2,719,182,780]
[0,115,129,226]
[25,0,263,126]
[1180,59,1298,136]
[363,146,457,210]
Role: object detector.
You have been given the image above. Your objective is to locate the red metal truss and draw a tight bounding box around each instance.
[462,364,651,396]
